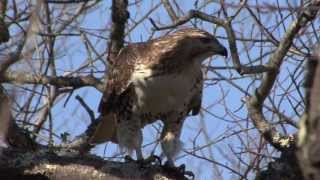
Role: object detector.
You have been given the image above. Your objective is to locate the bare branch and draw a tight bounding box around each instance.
[246,0,320,151]
[161,0,178,21]
[2,71,104,92]
[150,10,225,31]
[0,0,9,44]
[107,0,129,63]
[46,0,94,3]
[76,95,95,123]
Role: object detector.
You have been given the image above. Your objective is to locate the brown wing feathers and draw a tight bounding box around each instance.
[90,44,142,144]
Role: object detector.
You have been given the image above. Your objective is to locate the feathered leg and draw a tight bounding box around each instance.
[161,112,194,178]
[118,115,160,166]
[161,112,185,166]
[117,114,143,160]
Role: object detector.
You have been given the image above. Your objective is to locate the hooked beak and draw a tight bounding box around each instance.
[217,46,228,58]
[209,40,228,58]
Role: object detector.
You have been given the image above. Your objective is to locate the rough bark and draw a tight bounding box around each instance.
[0,0,9,44]
[0,148,186,180]
[297,46,320,180]
[107,0,129,64]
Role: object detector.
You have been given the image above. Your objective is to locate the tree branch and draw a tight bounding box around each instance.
[107,0,129,64]
[46,0,93,3]
[0,148,187,180]
[149,9,272,75]
[246,0,320,151]
[161,0,178,21]
[0,42,24,77]
[1,71,104,92]
[0,0,9,44]
[298,45,320,180]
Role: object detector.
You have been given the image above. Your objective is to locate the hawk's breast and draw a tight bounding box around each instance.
[131,63,202,115]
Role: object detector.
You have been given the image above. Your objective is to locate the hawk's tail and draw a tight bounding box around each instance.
[89,113,118,144]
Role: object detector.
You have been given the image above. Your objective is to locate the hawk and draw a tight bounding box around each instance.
[90,28,227,167]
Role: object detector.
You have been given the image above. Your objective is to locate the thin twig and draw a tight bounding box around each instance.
[76,95,95,122]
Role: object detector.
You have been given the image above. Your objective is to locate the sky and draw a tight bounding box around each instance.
[51,1,238,178]
[48,1,265,179]
[7,0,308,179]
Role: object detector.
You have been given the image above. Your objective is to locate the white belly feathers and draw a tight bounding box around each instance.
[131,63,201,114]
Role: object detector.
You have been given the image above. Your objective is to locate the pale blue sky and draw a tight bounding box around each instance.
[15,0,307,179]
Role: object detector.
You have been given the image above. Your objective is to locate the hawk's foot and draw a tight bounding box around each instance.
[124,155,162,166]
[140,154,162,165]
[163,162,195,180]
[124,155,135,163]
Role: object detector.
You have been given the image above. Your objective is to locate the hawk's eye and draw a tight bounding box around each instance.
[199,37,211,43]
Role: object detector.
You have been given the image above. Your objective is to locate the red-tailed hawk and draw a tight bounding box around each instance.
[90,28,227,167]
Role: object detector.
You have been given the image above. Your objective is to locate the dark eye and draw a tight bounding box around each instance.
[199,37,211,43]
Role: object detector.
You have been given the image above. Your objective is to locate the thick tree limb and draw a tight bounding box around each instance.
[0,0,9,44]
[46,0,94,3]
[0,148,186,180]
[107,0,129,64]
[0,87,10,148]
[298,45,320,180]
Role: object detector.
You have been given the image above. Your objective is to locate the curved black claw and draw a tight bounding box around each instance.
[184,170,195,180]
[124,155,135,163]
[162,162,195,180]
[178,164,186,173]
[124,155,162,167]
[144,155,162,165]
[137,155,162,167]
[178,164,194,179]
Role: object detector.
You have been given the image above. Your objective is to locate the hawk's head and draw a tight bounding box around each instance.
[154,28,227,62]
